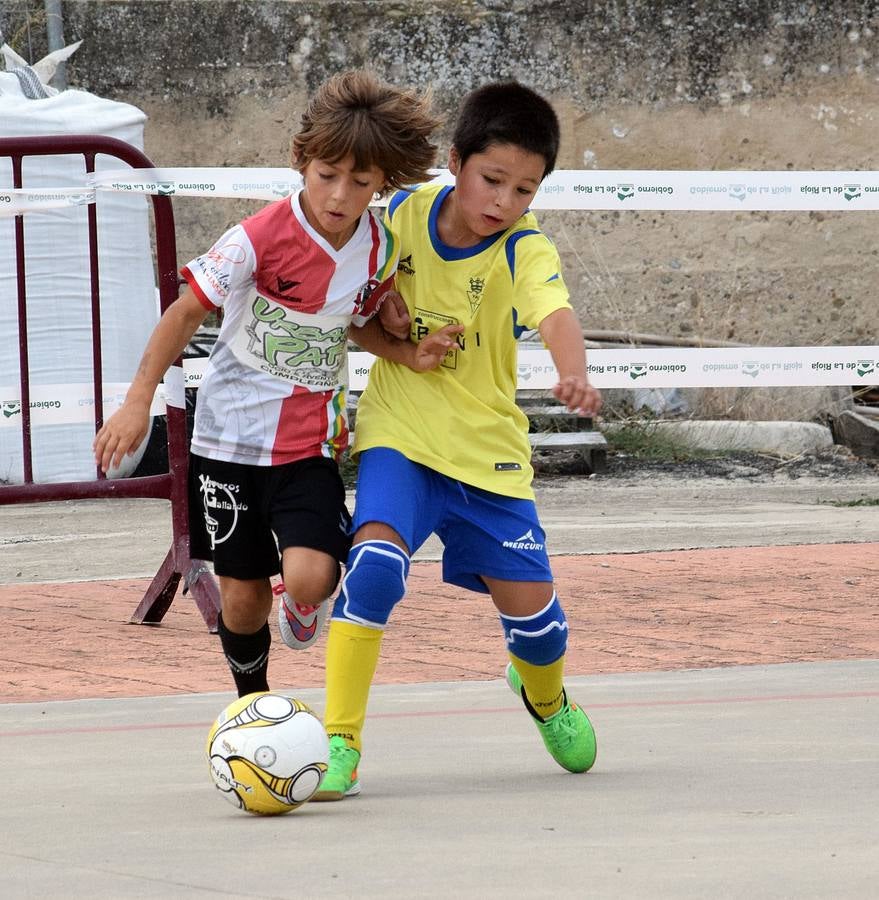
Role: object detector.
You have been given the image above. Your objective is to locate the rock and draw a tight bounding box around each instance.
[647,420,834,456]
[831,411,879,460]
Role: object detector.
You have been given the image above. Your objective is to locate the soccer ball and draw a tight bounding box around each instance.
[206,692,329,815]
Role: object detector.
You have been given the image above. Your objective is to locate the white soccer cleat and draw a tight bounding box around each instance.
[275,583,329,650]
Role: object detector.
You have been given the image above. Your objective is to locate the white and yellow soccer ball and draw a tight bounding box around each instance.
[206,692,329,815]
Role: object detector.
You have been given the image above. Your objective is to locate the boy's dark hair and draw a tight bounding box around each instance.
[452,81,560,179]
[292,70,441,191]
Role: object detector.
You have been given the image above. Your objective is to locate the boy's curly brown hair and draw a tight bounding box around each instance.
[291,70,442,192]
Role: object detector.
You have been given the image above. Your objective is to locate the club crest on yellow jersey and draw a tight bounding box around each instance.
[467,276,485,315]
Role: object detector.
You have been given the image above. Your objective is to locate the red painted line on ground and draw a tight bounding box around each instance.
[375,689,879,716]
[1,689,875,739]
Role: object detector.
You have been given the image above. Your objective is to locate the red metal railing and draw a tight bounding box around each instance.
[0,134,220,630]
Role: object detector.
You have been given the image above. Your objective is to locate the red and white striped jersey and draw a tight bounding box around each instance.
[181,191,397,465]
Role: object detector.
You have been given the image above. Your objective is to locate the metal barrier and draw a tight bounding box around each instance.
[0,134,220,630]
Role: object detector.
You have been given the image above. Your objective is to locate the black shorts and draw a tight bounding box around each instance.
[188,454,352,580]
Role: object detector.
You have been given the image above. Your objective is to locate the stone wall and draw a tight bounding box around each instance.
[3,1,878,360]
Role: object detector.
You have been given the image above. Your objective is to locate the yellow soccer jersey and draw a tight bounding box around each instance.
[353,182,572,499]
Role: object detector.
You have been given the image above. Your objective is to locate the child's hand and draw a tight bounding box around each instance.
[93,401,151,474]
[378,291,411,340]
[553,376,602,417]
[410,324,465,372]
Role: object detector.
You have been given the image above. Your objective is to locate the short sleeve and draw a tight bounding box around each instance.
[508,232,572,331]
[180,223,257,310]
[350,275,395,328]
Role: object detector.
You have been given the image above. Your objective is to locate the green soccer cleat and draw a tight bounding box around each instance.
[313,735,362,801]
[505,662,597,773]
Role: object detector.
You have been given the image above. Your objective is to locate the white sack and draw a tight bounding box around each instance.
[0,58,159,484]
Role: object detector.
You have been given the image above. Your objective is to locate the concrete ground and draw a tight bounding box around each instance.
[1,468,878,898]
[3,662,877,899]
[3,471,878,583]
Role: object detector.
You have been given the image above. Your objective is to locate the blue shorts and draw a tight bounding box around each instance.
[352,448,553,594]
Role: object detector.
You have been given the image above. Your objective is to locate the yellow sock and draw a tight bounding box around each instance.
[323,619,383,754]
[509,654,566,719]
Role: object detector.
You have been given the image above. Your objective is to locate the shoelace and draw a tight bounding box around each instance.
[330,743,357,765]
[547,705,579,746]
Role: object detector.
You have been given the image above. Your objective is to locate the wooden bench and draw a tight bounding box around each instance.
[520,401,608,474]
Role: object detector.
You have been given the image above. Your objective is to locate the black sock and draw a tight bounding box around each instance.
[216,611,271,697]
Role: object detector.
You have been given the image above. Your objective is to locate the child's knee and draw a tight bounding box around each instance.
[499,592,568,665]
[331,540,410,628]
[218,576,273,631]
[283,562,340,606]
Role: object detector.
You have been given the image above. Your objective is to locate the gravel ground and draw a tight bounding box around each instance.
[534,443,879,485]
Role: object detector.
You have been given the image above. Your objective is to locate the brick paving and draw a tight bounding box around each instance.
[2,542,876,703]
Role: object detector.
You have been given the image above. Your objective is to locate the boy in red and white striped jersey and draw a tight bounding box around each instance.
[94,70,458,697]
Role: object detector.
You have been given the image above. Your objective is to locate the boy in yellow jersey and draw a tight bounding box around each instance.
[310,81,602,798]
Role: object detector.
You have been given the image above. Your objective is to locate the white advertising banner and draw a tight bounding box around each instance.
[2,345,875,427]
[0,186,96,215]
[185,346,879,393]
[527,170,879,211]
[516,345,879,389]
[0,382,155,428]
[5,167,879,214]
[90,167,304,201]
